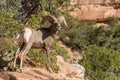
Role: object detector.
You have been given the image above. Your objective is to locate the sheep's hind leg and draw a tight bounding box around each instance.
[14,48,20,68]
[14,43,25,68]
[20,42,33,73]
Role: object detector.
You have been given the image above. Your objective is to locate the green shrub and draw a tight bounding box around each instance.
[0,9,24,37]
[0,8,24,70]
[60,15,120,53]
[59,15,96,48]
[52,41,70,60]
[79,45,120,80]
[0,38,16,70]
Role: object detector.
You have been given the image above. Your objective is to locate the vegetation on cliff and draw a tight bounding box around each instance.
[0,0,120,80]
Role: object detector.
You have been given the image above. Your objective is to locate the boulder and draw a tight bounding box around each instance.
[57,55,85,80]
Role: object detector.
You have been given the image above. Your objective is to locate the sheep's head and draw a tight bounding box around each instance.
[41,15,68,30]
[49,23,61,34]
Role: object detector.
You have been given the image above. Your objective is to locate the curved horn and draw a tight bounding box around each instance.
[41,15,58,24]
[57,15,68,27]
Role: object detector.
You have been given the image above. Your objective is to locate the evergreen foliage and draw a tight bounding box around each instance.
[60,15,120,52]
[79,45,120,80]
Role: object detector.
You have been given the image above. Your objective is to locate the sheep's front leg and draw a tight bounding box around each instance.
[20,42,33,73]
[45,46,53,73]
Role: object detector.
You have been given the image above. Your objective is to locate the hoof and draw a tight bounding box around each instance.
[9,67,17,71]
[13,67,17,71]
[48,68,53,73]
[19,68,23,73]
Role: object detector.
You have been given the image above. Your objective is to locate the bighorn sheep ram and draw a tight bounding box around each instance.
[13,15,67,73]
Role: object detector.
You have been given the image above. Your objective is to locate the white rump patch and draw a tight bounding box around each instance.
[24,28,32,42]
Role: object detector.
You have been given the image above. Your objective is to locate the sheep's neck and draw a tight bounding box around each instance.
[49,28,58,38]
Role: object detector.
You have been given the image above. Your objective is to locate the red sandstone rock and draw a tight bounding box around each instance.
[69,0,120,21]
[8,67,64,80]
[70,0,120,5]
[0,57,85,80]
[57,55,85,80]
[0,78,4,80]
[69,5,120,21]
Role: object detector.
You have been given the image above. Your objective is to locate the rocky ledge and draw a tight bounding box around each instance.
[0,55,85,80]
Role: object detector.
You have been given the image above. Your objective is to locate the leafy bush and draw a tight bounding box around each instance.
[52,41,70,60]
[0,9,24,37]
[79,45,120,80]
[59,15,96,48]
[60,15,120,52]
[0,5,25,70]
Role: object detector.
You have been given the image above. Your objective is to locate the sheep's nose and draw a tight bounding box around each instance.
[58,25,61,30]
